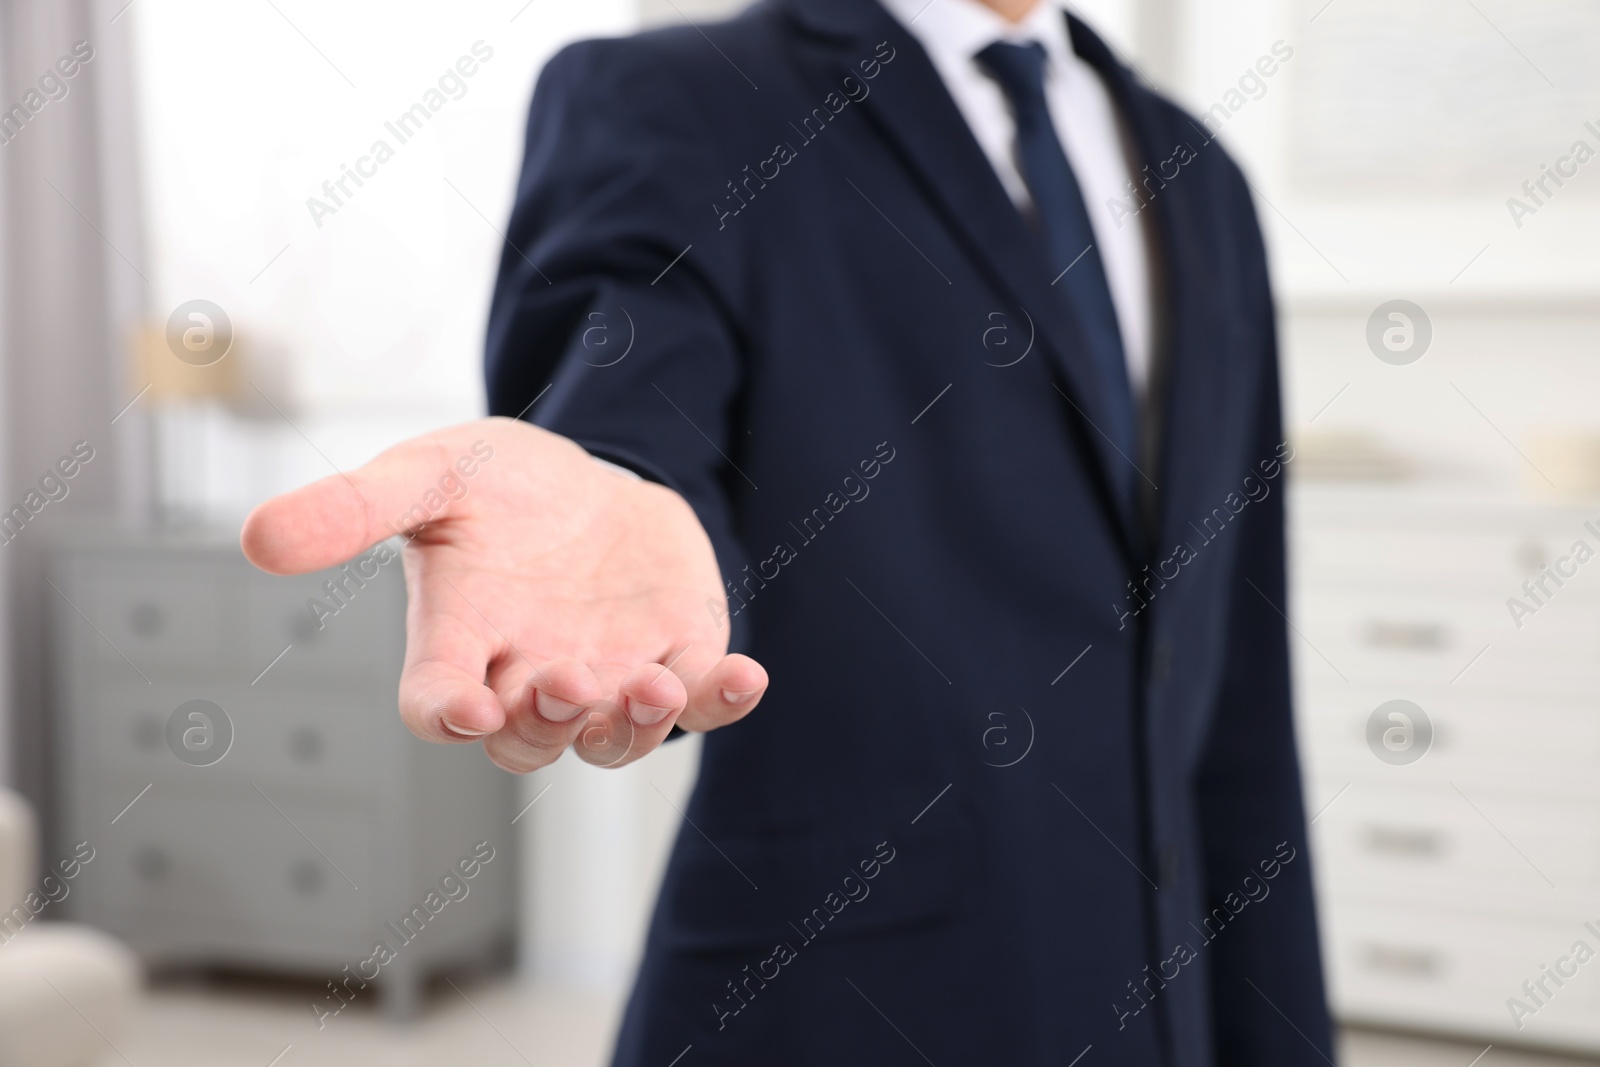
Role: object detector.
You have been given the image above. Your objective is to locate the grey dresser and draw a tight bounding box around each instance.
[48,526,516,1019]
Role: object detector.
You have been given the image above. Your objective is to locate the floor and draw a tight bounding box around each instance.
[84,976,1600,1067]
[94,974,622,1067]
[1340,1029,1600,1067]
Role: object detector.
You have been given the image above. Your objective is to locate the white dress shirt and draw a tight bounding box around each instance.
[877,0,1155,398]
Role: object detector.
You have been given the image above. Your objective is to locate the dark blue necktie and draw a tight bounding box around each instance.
[976,40,1138,502]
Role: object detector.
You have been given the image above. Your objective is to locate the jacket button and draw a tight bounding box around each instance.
[1159,845,1180,887]
[1150,640,1173,683]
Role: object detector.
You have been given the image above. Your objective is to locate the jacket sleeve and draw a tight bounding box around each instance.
[485,38,753,653]
[1193,178,1335,1066]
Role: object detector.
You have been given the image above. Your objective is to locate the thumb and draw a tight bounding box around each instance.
[241,426,490,575]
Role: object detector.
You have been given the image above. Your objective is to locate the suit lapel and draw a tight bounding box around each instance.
[1065,16,1245,567]
[776,0,1143,551]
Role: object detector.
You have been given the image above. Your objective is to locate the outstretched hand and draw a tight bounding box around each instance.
[240,416,766,772]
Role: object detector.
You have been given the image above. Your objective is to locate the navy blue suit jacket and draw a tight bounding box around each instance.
[485,1,1333,1064]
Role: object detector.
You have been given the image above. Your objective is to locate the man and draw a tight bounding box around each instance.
[242,0,1332,1062]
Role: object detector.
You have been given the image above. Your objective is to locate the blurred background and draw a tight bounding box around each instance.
[0,0,1596,1064]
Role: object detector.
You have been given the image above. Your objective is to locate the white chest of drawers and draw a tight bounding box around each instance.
[1292,487,1600,1052]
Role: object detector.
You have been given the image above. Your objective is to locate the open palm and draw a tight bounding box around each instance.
[241,417,766,771]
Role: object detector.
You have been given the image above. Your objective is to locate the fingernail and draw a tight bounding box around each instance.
[722,689,758,704]
[442,721,488,739]
[535,691,584,723]
[629,700,674,726]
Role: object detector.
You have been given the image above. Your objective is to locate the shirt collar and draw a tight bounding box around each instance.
[879,0,1079,77]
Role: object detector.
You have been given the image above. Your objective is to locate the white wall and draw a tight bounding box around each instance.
[1175,0,1600,477]
[128,0,636,515]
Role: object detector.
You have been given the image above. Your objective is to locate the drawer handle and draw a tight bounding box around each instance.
[1362,621,1447,650]
[290,611,322,644]
[1362,826,1444,857]
[289,859,325,895]
[288,727,325,764]
[133,844,170,881]
[132,714,163,750]
[1516,542,1548,573]
[1361,943,1442,979]
[128,602,165,638]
